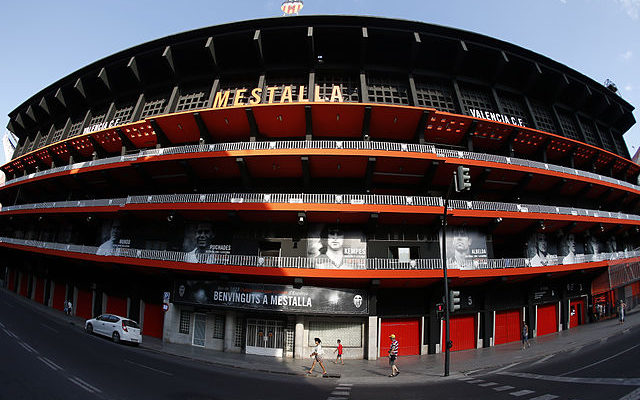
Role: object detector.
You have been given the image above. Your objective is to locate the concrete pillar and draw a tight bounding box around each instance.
[223,310,236,352]
[367,316,378,360]
[295,315,304,359]
[72,286,78,316]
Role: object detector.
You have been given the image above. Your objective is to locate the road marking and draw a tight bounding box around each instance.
[619,387,640,400]
[18,342,38,354]
[488,362,522,374]
[478,382,498,387]
[510,390,535,396]
[468,379,485,384]
[38,356,63,371]
[622,328,631,334]
[601,337,608,343]
[532,354,555,365]
[560,343,640,376]
[41,324,59,333]
[570,346,583,354]
[68,377,102,394]
[499,371,640,386]
[337,384,353,387]
[124,359,173,376]
[3,328,17,339]
[493,385,515,391]
[529,395,559,400]
[458,377,475,381]
[0,321,4,328]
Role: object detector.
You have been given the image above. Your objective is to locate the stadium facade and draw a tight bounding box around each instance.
[1,16,639,359]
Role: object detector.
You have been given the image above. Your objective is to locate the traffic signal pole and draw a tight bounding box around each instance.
[441,189,452,377]
[442,166,470,377]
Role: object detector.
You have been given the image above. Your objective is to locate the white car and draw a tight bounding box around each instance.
[85,314,142,345]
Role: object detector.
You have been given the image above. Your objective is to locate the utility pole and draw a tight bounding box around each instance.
[442,165,470,376]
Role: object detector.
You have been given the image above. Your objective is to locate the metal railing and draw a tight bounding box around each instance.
[2,192,640,223]
[1,236,639,271]
[3,140,638,192]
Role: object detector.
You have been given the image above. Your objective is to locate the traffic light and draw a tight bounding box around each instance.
[455,166,471,192]
[449,290,461,313]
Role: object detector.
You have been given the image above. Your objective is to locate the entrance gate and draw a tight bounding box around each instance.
[246,319,285,357]
[192,314,206,347]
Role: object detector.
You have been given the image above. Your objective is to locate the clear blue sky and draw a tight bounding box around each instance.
[1,0,638,165]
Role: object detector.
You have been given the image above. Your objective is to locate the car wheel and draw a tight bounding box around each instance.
[112,331,120,343]
[86,324,93,334]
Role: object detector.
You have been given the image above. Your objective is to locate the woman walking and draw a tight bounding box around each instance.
[308,337,327,375]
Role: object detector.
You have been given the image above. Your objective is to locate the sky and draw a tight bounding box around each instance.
[0,0,638,165]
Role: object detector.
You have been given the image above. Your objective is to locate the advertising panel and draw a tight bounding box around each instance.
[173,280,369,315]
[445,227,487,269]
[306,224,366,269]
[182,221,232,263]
[96,219,131,255]
[526,232,558,267]
[557,233,584,265]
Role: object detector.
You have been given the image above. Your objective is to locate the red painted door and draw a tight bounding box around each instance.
[443,314,477,352]
[106,295,128,317]
[494,309,522,345]
[76,289,93,320]
[537,303,558,336]
[34,278,45,304]
[570,298,585,328]
[7,269,15,291]
[52,282,66,311]
[379,318,421,357]
[142,303,164,338]
[19,272,28,297]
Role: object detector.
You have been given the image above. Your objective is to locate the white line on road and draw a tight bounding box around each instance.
[337,384,353,387]
[37,356,63,371]
[493,385,515,391]
[560,343,640,376]
[510,389,535,396]
[41,324,59,333]
[468,379,485,384]
[619,387,640,400]
[18,342,38,354]
[478,382,498,387]
[529,395,559,400]
[488,362,522,374]
[0,321,4,328]
[3,328,17,339]
[532,354,555,365]
[68,377,102,394]
[124,359,173,376]
[601,337,608,343]
[499,371,640,386]
[458,377,475,381]
[570,346,583,354]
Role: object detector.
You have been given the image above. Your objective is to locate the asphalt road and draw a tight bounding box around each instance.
[2,289,639,400]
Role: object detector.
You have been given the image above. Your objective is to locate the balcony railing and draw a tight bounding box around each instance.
[2,141,637,192]
[2,192,639,223]
[1,236,638,271]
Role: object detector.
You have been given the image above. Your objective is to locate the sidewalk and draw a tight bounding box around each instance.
[4,288,638,384]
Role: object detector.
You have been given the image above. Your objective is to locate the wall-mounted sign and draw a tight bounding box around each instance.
[467,108,525,127]
[212,84,343,108]
[173,280,369,315]
[82,118,124,134]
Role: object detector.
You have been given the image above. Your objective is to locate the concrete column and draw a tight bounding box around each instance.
[367,316,378,360]
[72,286,78,316]
[223,310,236,352]
[162,303,179,342]
[295,315,304,359]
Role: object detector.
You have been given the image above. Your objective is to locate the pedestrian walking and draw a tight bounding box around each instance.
[522,322,530,349]
[388,334,399,377]
[63,300,68,315]
[308,337,327,375]
[618,300,626,324]
[66,300,73,316]
[333,339,344,364]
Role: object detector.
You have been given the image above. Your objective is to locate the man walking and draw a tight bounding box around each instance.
[388,334,399,377]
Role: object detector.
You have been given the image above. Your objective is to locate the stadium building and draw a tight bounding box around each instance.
[1,16,639,359]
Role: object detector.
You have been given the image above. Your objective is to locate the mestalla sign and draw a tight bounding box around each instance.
[173,280,369,315]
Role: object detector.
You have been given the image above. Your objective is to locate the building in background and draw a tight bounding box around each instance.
[1,16,639,358]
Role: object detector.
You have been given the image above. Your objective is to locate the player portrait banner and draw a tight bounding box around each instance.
[173,280,369,315]
[444,227,487,269]
[306,224,366,269]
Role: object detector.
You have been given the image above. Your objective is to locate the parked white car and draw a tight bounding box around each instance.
[85,314,142,345]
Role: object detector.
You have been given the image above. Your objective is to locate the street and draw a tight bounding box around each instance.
[1,289,639,400]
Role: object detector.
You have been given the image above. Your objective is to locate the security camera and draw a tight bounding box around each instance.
[297,212,306,226]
